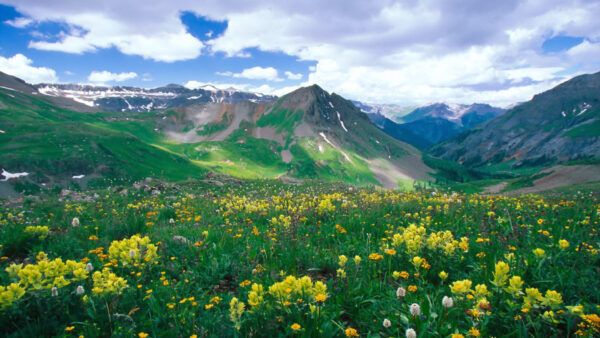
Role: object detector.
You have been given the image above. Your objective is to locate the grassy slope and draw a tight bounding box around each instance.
[0,89,206,188]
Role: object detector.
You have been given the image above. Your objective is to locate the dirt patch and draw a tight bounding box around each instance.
[253,126,285,145]
[507,165,600,195]
[483,182,509,194]
[281,149,292,163]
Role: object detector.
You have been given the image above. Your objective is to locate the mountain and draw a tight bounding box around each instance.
[153,84,433,188]
[367,103,506,149]
[0,72,432,193]
[352,101,416,122]
[430,72,600,167]
[35,83,277,112]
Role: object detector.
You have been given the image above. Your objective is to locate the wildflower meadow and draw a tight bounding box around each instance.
[0,180,599,337]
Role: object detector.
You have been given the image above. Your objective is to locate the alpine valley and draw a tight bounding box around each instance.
[1,70,600,197]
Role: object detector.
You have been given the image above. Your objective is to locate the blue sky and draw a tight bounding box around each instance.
[0,1,599,106]
[0,5,314,93]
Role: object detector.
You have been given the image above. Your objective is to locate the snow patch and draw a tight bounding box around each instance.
[0,130,5,133]
[336,112,348,132]
[561,111,566,117]
[0,86,17,92]
[1,169,29,181]
[328,101,334,108]
[319,132,352,162]
[72,97,95,107]
[72,175,85,179]
[122,98,134,111]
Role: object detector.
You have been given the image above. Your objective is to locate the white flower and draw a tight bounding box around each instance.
[410,303,421,316]
[51,287,58,297]
[76,285,85,295]
[442,296,454,309]
[129,249,136,258]
[396,286,406,298]
[406,328,417,338]
[71,217,80,227]
[383,318,391,328]
[169,218,175,224]
[85,263,94,272]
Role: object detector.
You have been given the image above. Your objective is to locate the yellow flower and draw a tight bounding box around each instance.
[451,334,465,338]
[315,293,327,303]
[384,248,396,256]
[533,248,545,258]
[468,327,480,336]
[353,255,361,265]
[205,304,214,310]
[229,297,245,330]
[345,327,359,337]
[138,333,148,338]
[368,253,383,261]
[239,280,251,287]
[408,285,418,292]
[291,323,301,331]
[559,239,570,249]
[450,279,473,295]
[541,290,563,309]
[338,255,348,267]
[439,271,448,280]
[65,326,75,331]
[492,261,509,287]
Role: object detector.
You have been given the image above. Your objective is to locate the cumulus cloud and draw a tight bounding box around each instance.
[5,1,204,62]
[217,66,283,81]
[0,53,58,83]
[285,71,302,80]
[4,0,600,104]
[87,71,137,83]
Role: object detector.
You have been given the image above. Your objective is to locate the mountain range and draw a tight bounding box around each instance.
[0,71,431,194]
[36,83,277,112]
[365,103,506,149]
[431,71,600,168]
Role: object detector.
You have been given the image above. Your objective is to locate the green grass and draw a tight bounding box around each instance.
[563,119,600,137]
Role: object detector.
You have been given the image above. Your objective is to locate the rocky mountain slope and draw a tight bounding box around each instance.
[430,72,600,167]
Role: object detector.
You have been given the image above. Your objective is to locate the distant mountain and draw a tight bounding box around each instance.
[35,83,277,112]
[430,71,600,167]
[352,101,416,122]
[403,103,505,127]
[366,103,506,149]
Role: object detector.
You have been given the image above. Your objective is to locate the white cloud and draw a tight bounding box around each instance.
[285,71,302,80]
[4,0,600,104]
[218,66,283,82]
[0,53,58,83]
[4,17,32,28]
[6,3,204,62]
[87,70,137,83]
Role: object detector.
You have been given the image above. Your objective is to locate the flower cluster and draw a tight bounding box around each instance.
[108,235,158,267]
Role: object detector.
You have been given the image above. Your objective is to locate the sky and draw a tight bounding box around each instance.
[0,0,599,107]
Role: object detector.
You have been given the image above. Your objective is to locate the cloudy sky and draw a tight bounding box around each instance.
[0,0,599,107]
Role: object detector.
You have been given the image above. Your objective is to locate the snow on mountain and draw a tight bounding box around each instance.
[35,83,277,112]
